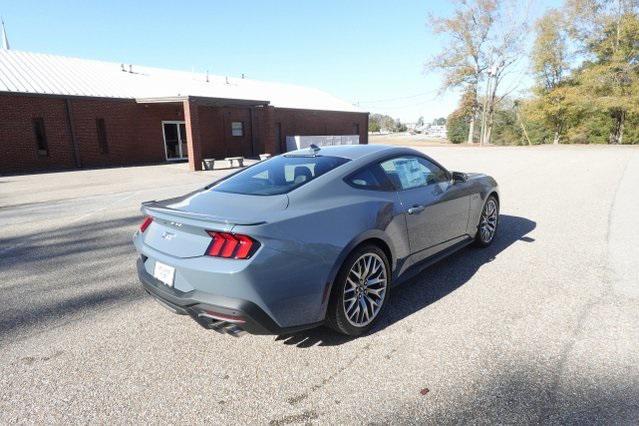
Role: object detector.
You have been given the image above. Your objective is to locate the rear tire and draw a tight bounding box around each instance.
[473,195,499,247]
[326,244,390,336]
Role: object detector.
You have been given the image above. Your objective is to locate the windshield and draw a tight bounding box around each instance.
[211,155,350,195]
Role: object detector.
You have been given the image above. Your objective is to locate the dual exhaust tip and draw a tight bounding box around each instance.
[197,312,247,337]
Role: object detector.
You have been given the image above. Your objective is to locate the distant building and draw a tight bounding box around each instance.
[0,49,368,174]
[405,122,427,134]
[425,124,447,138]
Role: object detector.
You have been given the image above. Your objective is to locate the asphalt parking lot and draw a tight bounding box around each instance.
[1,144,638,424]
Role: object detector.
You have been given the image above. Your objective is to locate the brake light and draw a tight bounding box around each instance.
[235,235,255,259]
[206,231,258,259]
[140,216,153,233]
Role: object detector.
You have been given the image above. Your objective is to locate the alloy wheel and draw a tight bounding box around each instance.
[479,199,498,244]
[343,252,387,327]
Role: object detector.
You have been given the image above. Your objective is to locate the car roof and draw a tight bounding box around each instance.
[286,144,398,160]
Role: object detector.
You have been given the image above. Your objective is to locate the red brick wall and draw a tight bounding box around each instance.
[69,99,184,168]
[270,108,369,154]
[198,106,254,159]
[0,94,184,174]
[135,103,184,162]
[0,93,369,174]
[197,105,368,159]
[0,94,76,173]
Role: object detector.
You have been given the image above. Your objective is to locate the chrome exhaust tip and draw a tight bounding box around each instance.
[223,324,247,337]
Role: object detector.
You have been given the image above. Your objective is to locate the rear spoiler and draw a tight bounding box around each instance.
[141,201,267,226]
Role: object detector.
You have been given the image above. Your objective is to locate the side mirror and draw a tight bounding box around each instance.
[452,171,467,183]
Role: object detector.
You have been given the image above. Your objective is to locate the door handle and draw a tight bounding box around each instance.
[407,205,425,215]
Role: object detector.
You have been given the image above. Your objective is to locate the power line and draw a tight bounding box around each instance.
[356,90,437,104]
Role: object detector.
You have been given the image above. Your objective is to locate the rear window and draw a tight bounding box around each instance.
[211,155,350,195]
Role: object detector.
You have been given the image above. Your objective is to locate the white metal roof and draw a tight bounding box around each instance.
[0,49,362,113]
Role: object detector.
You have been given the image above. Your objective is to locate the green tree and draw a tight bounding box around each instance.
[566,0,639,144]
[530,8,571,144]
[369,113,408,133]
[447,109,470,143]
[447,88,478,143]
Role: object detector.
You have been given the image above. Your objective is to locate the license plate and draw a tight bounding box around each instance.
[153,261,175,287]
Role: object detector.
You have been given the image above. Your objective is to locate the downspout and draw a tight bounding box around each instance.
[249,106,257,157]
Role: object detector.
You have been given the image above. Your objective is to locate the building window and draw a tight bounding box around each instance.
[33,117,48,156]
[96,118,109,154]
[353,123,360,135]
[231,121,243,137]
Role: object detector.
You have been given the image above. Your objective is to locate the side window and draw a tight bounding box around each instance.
[346,165,387,190]
[380,156,448,190]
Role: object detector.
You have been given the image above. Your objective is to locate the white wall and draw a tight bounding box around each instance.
[286,135,360,151]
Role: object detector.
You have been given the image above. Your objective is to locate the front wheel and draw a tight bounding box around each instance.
[473,195,499,247]
[326,245,390,336]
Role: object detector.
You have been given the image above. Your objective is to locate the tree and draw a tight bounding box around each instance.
[446,87,477,143]
[530,9,571,144]
[432,117,447,125]
[565,0,639,144]
[447,108,470,143]
[478,0,531,145]
[368,113,408,133]
[426,0,497,144]
[416,116,425,127]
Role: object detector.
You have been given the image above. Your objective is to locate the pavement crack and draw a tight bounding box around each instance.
[540,153,632,423]
[269,410,319,425]
[287,342,372,405]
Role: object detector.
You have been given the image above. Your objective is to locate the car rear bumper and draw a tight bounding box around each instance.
[136,258,321,335]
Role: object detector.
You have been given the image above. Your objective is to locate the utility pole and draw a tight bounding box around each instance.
[479,67,494,146]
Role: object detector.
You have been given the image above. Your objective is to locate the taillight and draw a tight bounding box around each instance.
[140,216,153,233]
[206,231,259,259]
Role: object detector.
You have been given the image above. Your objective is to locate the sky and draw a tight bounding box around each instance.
[1,0,558,122]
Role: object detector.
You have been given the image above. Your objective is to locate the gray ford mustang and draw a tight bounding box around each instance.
[134,144,499,336]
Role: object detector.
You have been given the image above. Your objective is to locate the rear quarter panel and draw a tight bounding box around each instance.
[232,181,408,325]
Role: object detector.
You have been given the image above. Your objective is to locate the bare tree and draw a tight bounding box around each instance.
[479,0,531,145]
[426,0,498,144]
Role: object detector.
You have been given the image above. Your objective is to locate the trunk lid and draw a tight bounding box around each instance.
[140,188,288,258]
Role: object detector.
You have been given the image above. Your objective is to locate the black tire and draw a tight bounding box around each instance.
[326,244,391,336]
[473,195,499,248]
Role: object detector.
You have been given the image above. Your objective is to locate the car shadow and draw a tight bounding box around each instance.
[274,214,536,348]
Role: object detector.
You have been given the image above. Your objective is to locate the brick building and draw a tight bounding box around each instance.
[0,49,368,174]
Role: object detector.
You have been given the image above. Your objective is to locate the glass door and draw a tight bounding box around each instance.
[162,121,188,160]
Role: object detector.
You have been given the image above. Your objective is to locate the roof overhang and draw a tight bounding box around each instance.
[135,95,270,108]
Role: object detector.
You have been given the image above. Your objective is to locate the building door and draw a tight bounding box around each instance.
[162,121,188,160]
